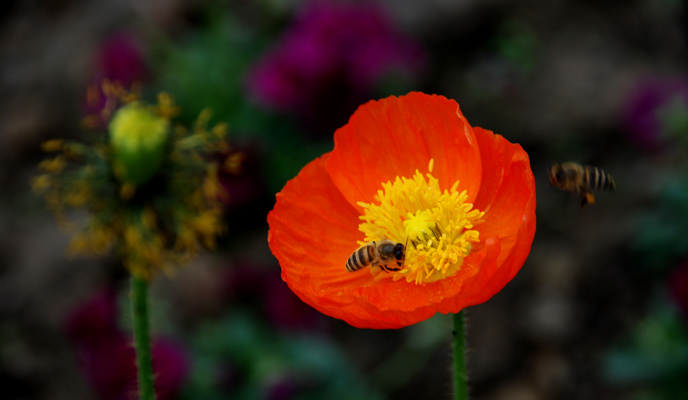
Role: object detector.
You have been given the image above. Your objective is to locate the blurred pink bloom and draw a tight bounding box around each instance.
[623,76,688,149]
[65,289,120,346]
[222,262,324,331]
[97,31,149,85]
[266,377,298,400]
[83,32,149,122]
[247,1,425,133]
[263,274,324,331]
[669,261,688,320]
[152,339,190,400]
[65,289,188,400]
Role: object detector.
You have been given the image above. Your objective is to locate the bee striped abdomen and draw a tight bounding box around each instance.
[346,244,375,272]
[584,166,616,191]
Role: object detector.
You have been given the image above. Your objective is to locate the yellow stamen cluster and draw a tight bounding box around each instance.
[357,160,484,284]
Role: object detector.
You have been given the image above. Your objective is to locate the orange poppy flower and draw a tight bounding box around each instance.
[268,92,536,329]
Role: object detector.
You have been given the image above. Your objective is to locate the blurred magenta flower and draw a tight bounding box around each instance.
[264,274,325,331]
[670,261,688,320]
[65,289,120,346]
[266,377,298,400]
[152,339,190,400]
[247,1,425,133]
[623,76,688,149]
[97,31,149,85]
[222,261,324,331]
[65,290,188,400]
[84,32,149,123]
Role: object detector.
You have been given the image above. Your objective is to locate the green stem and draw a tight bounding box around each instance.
[131,275,156,400]
[453,310,469,400]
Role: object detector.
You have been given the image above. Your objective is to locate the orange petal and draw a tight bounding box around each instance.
[468,213,535,306]
[268,153,366,294]
[473,127,535,245]
[467,127,537,305]
[327,92,482,208]
[268,154,399,326]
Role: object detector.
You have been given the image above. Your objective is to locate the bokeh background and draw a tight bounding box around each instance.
[2,0,688,399]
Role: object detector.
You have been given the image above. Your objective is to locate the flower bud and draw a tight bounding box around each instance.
[109,102,169,186]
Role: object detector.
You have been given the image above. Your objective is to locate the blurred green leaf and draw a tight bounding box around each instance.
[635,176,688,270]
[492,18,539,73]
[182,310,383,400]
[604,296,688,399]
[152,7,276,136]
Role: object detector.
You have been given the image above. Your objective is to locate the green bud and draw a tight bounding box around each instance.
[109,102,169,187]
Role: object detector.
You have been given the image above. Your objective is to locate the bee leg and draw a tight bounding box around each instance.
[580,191,595,206]
[379,264,401,273]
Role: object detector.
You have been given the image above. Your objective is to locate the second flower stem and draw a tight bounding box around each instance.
[132,275,156,400]
[453,310,469,400]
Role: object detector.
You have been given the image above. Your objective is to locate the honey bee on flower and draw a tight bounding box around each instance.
[345,239,406,273]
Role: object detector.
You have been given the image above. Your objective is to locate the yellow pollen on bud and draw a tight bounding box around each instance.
[109,102,170,186]
[357,159,485,284]
[110,102,169,154]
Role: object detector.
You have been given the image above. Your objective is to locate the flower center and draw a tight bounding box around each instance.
[357,160,484,284]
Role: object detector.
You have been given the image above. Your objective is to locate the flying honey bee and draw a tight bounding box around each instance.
[346,239,406,273]
[548,162,616,206]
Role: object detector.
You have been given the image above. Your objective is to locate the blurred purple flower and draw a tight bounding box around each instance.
[264,273,324,331]
[83,32,149,124]
[65,289,188,400]
[222,262,324,331]
[152,339,190,400]
[266,378,298,400]
[623,76,688,149]
[669,260,688,321]
[247,1,425,133]
[97,31,149,86]
[65,289,120,347]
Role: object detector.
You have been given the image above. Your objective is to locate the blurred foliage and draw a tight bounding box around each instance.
[154,9,270,132]
[604,297,688,400]
[658,97,688,147]
[635,171,688,272]
[491,18,539,74]
[182,311,383,400]
[609,88,688,399]
[151,6,342,193]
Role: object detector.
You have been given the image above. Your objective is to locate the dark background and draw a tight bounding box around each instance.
[1,0,687,399]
